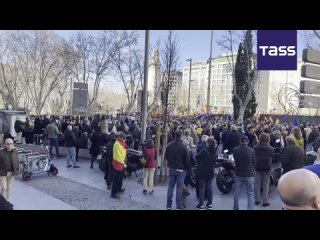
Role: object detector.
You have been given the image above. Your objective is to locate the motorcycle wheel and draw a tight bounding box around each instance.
[216,169,233,194]
[50,167,59,176]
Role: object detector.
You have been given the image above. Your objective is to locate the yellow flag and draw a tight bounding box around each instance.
[275,118,280,125]
[269,116,274,124]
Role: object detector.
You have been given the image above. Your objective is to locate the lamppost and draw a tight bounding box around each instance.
[186,58,192,119]
[207,30,213,114]
[141,30,149,144]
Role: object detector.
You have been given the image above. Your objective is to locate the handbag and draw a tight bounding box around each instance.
[140,157,147,166]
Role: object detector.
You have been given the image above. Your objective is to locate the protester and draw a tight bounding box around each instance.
[233,135,255,210]
[195,137,217,210]
[0,138,19,201]
[281,136,305,175]
[142,139,157,195]
[253,133,274,207]
[165,130,191,210]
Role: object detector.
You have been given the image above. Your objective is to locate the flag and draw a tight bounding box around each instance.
[256,113,260,124]
[275,118,280,125]
[293,118,300,127]
[269,116,274,124]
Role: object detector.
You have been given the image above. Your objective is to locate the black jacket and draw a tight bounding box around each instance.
[313,137,320,153]
[212,129,221,145]
[73,130,80,147]
[14,120,24,133]
[197,142,206,154]
[233,144,255,177]
[281,144,305,174]
[61,122,68,133]
[33,117,42,134]
[64,130,77,147]
[225,130,241,153]
[253,142,274,171]
[196,147,216,180]
[41,118,51,131]
[245,132,258,148]
[308,129,319,144]
[89,133,108,156]
[79,135,88,149]
[221,130,229,149]
[133,128,141,141]
[165,139,190,174]
[90,118,100,132]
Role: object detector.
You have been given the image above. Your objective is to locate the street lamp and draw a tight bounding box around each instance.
[186,58,192,119]
[207,30,213,115]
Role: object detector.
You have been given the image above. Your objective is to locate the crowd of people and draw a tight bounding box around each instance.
[1,113,320,210]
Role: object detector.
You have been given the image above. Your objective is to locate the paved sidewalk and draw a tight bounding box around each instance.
[10,153,283,210]
[10,180,77,210]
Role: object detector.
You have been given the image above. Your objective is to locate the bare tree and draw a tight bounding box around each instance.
[44,70,72,115]
[4,30,74,115]
[0,36,25,110]
[112,32,143,114]
[158,30,180,182]
[69,30,131,116]
[160,31,180,127]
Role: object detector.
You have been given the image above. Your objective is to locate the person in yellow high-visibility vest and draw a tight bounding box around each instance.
[111,132,127,199]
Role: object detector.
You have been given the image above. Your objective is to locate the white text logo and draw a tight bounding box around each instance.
[259,46,296,56]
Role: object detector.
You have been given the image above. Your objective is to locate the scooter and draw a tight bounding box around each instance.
[20,144,58,181]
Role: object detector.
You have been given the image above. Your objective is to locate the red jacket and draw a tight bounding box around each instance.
[144,147,157,169]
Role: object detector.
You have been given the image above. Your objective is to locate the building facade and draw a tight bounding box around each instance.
[182,54,305,115]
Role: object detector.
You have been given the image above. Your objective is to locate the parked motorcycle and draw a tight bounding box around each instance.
[98,146,143,177]
[216,150,235,194]
[306,151,318,166]
[126,149,143,177]
[216,149,282,194]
